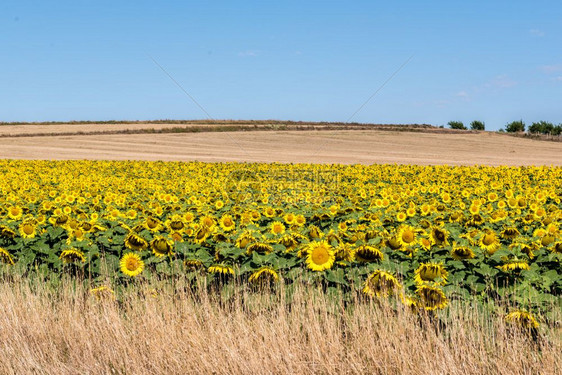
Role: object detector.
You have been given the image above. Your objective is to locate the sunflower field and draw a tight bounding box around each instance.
[0,160,560,324]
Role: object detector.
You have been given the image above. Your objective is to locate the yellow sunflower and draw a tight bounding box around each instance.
[451,245,475,260]
[208,264,235,276]
[414,263,448,285]
[219,215,236,232]
[497,260,530,272]
[397,225,417,247]
[60,249,86,264]
[19,221,37,239]
[270,221,286,235]
[120,253,144,277]
[355,245,384,262]
[362,270,401,297]
[248,266,279,284]
[150,236,174,257]
[430,226,449,247]
[306,241,335,271]
[124,232,148,251]
[416,284,448,310]
[505,310,539,329]
[0,247,15,265]
[479,229,501,254]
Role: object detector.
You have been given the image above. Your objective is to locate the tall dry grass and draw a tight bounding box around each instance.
[0,277,560,375]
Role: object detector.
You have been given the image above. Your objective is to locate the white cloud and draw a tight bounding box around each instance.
[541,64,562,74]
[484,74,517,89]
[455,90,469,99]
[238,50,258,57]
[529,29,545,37]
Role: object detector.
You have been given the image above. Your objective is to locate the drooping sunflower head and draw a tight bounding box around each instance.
[90,285,115,300]
[144,216,162,232]
[60,249,86,264]
[505,310,539,329]
[479,229,501,254]
[235,231,256,249]
[246,242,273,255]
[430,226,449,246]
[184,259,204,271]
[0,247,15,265]
[501,227,520,240]
[0,225,17,239]
[497,260,530,272]
[451,245,475,260]
[334,244,355,263]
[150,236,174,257]
[308,225,323,239]
[355,245,384,262]
[124,232,149,251]
[416,284,448,310]
[553,241,562,254]
[414,263,448,285]
[208,264,235,276]
[306,241,335,271]
[362,270,401,298]
[120,253,144,277]
[248,266,279,285]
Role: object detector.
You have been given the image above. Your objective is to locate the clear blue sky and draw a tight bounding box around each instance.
[1,1,561,130]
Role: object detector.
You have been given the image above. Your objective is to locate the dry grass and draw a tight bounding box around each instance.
[0,276,560,375]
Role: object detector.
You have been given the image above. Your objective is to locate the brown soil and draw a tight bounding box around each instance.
[0,130,560,166]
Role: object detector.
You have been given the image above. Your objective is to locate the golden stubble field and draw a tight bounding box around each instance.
[0,125,561,165]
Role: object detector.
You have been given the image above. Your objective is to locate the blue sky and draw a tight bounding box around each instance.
[1,1,561,130]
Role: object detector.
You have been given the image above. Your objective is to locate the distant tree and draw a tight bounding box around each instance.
[448,121,466,130]
[470,120,485,131]
[505,120,525,133]
[552,124,562,136]
[529,121,554,134]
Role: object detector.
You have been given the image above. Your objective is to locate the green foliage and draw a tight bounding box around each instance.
[529,121,555,134]
[505,120,525,132]
[470,120,485,131]
[448,121,467,130]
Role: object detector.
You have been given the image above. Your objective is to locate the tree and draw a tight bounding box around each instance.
[470,120,485,131]
[505,120,525,133]
[529,121,554,134]
[552,124,562,136]
[448,121,466,130]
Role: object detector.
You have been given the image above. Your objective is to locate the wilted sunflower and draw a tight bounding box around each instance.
[553,241,562,254]
[451,245,475,260]
[415,262,448,285]
[306,241,335,271]
[248,266,279,284]
[480,229,501,254]
[235,231,256,249]
[505,310,539,329]
[60,249,86,264]
[0,225,17,239]
[501,227,520,240]
[430,226,449,247]
[497,260,530,272]
[246,242,273,254]
[334,244,355,263]
[90,285,115,300]
[124,232,148,251]
[355,245,384,262]
[120,253,144,277]
[416,284,448,310]
[150,236,174,257]
[0,247,15,265]
[362,270,401,297]
[184,259,204,271]
[307,225,323,239]
[208,264,235,276]
[144,216,162,232]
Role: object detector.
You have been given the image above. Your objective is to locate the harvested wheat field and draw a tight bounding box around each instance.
[0,129,561,165]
